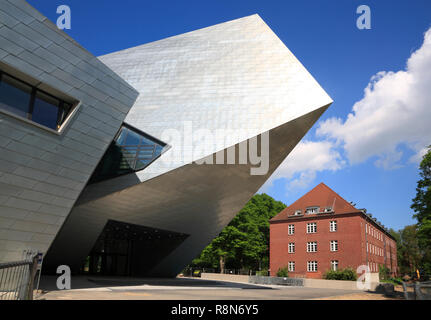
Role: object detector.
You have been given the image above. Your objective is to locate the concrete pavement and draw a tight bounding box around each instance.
[36,276,364,300]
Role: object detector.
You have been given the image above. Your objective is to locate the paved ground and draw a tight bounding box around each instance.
[35,276,394,300]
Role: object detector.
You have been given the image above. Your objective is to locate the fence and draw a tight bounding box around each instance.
[0,255,39,300]
[183,268,264,277]
[249,275,304,286]
[402,281,431,300]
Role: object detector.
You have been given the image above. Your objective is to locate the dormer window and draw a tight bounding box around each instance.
[306,207,319,215]
[324,207,333,213]
[294,210,302,216]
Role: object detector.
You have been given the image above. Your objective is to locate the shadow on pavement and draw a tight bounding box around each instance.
[39,275,273,291]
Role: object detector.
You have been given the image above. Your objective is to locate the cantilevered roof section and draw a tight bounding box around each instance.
[98,14,333,183]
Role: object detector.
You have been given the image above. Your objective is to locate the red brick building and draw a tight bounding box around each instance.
[269,183,398,279]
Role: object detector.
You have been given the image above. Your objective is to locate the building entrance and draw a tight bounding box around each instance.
[84,220,189,276]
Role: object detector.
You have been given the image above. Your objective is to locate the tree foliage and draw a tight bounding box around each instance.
[191,193,286,272]
[410,146,431,277]
[389,226,422,275]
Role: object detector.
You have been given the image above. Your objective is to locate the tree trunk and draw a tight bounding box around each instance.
[219,256,225,274]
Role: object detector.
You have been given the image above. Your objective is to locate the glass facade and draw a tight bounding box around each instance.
[89,125,167,183]
[0,70,73,130]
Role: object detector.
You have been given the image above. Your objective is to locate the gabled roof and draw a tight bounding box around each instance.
[270,183,360,221]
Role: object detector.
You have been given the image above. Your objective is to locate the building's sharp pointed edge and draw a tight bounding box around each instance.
[78,13,333,206]
[43,14,334,276]
[43,103,330,275]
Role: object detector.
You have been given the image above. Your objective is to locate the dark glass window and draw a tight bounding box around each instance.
[0,70,74,131]
[0,74,32,118]
[89,125,168,184]
[32,91,61,130]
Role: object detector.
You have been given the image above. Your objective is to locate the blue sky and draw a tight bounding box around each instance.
[28,0,431,231]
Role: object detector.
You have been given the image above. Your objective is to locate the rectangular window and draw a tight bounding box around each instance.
[0,70,74,131]
[288,242,295,253]
[306,207,319,215]
[0,73,32,118]
[32,91,62,130]
[288,261,295,272]
[307,261,318,272]
[330,240,338,252]
[306,222,317,234]
[288,224,295,235]
[330,220,337,232]
[307,242,317,252]
[331,260,339,271]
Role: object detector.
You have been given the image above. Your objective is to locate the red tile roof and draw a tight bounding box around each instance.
[270,182,361,221]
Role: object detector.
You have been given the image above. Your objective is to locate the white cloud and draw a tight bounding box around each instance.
[317,27,431,167]
[263,27,431,194]
[260,140,344,193]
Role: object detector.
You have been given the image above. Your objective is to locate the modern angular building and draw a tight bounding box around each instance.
[0,1,332,277]
[270,183,398,279]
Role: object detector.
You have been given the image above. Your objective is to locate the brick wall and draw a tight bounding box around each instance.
[270,213,397,278]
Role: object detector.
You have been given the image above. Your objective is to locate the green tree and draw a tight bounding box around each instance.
[190,193,286,272]
[411,146,431,277]
[390,226,422,275]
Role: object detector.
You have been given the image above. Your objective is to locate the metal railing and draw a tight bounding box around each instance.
[0,255,39,300]
[402,281,431,300]
[249,275,304,286]
[183,268,262,277]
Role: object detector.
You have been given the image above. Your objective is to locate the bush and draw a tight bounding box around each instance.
[381,277,402,286]
[379,264,391,281]
[323,267,357,281]
[256,269,269,276]
[276,266,289,277]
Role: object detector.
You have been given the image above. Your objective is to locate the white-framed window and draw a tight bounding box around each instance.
[330,240,338,252]
[294,210,302,216]
[324,207,333,213]
[330,220,337,232]
[307,261,318,272]
[288,242,295,253]
[288,224,295,235]
[306,207,319,215]
[288,261,295,272]
[331,260,339,271]
[306,222,317,234]
[307,241,317,252]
